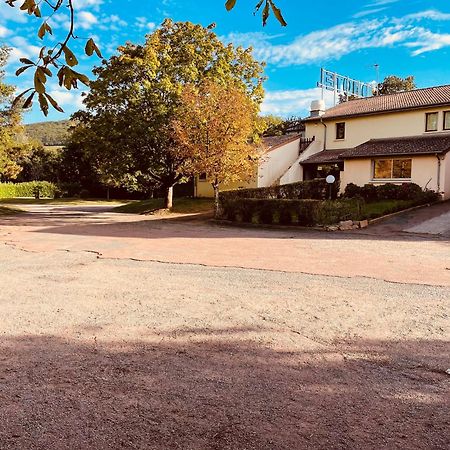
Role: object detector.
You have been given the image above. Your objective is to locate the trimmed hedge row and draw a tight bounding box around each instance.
[218,198,362,226]
[220,179,330,201]
[344,182,439,202]
[0,182,58,199]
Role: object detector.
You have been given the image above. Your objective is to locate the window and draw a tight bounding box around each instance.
[425,112,438,132]
[336,122,345,140]
[444,111,450,130]
[373,159,412,180]
[198,173,207,181]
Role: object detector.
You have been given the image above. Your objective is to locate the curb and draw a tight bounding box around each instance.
[368,201,440,225]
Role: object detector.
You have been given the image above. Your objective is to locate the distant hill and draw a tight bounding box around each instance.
[25,120,72,146]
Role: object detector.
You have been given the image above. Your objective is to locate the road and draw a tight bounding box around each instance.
[0,202,449,449]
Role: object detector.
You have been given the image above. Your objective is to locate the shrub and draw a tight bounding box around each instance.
[220,179,328,202]
[360,184,379,202]
[0,181,58,199]
[343,183,362,199]
[79,189,90,199]
[218,198,362,226]
[377,183,400,200]
[397,183,423,200]
[344,182,438,203]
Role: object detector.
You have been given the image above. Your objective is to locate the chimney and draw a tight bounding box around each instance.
[310,99,326,118]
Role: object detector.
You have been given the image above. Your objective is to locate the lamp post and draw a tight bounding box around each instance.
[326,175,336,200]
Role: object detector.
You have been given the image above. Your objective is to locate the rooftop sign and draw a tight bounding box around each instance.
[317,68,374,104]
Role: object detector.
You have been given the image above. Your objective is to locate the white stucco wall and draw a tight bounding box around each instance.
[258,137,300,187]
[442,154,450,200]
[340,155,441,194]
[306,107,450,150]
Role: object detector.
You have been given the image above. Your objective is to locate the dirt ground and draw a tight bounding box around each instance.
[0,203,449,449]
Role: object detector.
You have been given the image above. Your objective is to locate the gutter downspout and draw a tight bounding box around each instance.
[436,154,442,194]
[320,117,327,151]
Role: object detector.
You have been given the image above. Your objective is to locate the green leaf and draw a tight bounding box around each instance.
[85,38,95,56]
[12,88,33,107]
[22,91,35,109]
[262,1,270,26]
[45,93,64,113]
[62,46,78,67]
[38,93,49,116]
[19,58,35,65]
[40,66,52,77]
[38,22,52,39]
[34,69,46,94]
[15,65,33,76]
[269,1,287,26]
[225,0,237,11]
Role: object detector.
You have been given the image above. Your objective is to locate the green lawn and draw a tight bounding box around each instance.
[113,197,214,215]
[360,200,416,220]
[0,198,128,206]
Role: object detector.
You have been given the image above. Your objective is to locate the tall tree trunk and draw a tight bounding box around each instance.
[164,186,173,209]
[213,184,220,218]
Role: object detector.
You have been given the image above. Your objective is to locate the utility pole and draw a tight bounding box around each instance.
[374,63,380,95]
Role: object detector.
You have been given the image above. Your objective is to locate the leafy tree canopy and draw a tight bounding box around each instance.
[377,75,416,95]
[0,46,34,181]
[71,20,266,208]
[173,79,260,214]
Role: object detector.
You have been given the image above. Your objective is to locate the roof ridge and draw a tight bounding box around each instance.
[326,84,450,108]
[366,132,450,143]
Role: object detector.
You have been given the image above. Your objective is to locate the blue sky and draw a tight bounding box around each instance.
[1,0,450,123]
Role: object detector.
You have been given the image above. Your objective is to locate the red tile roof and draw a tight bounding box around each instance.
[341,133,450,159]
[262,134,301,152]
[305,85,450,121]
[301,149,348,164]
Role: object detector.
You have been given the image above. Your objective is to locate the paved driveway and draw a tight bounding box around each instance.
[1,202,449,286]
[0,202,449,449]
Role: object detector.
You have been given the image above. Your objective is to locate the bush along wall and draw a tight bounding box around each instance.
[0,182,58,199]
[220,179,330,201]
[218,198,363,226]
[218,181,440,227]
[343,182,440,204]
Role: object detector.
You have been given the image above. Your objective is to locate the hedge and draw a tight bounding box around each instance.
[218,198,362,226]
[0,182,58,199]
[220,179,331,201]
[343,182,440,203]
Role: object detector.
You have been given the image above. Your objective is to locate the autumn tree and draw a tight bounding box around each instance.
[0,46,33,181]
[172,80,260,216]
[5,0,285,115]
[377,75,416,95]
[71,20,265,208]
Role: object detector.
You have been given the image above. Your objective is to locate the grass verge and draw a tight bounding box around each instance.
[361,200,416,220]
[0,198,128,206]
[113,198,214,215]
[0,206,22,216]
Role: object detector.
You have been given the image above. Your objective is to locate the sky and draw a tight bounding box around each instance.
[1,0,450,123]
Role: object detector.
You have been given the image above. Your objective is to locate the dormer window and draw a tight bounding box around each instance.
[336,122,346,140]
[425,112,438,132]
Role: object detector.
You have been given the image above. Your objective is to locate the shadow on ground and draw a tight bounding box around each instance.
[0,331,448,449]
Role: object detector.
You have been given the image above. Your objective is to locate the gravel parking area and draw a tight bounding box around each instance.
[0,203,449,449]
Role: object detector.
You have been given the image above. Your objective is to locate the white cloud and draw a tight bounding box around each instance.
[135,17,157,31]
[353,8,388,19]
[226,10,450,67]
[0,25,11,38]
[77,11,98,30]
[47,87,86,110]
[261,88,335,117]
[403,10,450,22]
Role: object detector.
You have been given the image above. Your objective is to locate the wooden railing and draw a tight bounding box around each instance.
[299,136,315,154]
